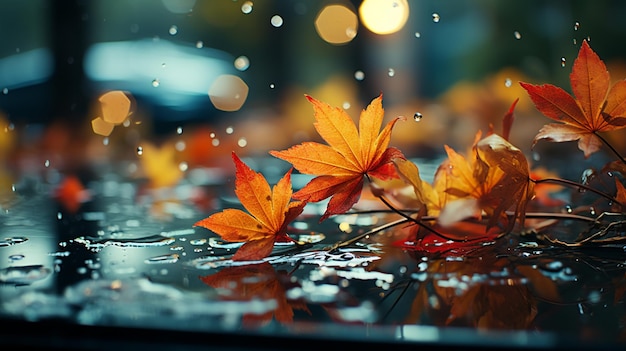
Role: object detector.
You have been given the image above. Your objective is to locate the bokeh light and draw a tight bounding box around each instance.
[208,75,249,112]
[99,90,131,124]
[314,4,358,45]
[359,0,410,35]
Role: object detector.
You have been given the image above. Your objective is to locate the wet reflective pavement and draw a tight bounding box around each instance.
[0,164,625,351]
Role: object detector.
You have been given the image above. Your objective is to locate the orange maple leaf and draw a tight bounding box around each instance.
[436,132,534,232]
[521,40,626,158]
[194,152,306,261]
[270,94,405,221]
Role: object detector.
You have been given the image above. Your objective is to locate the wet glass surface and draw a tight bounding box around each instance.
[0,156,624,350]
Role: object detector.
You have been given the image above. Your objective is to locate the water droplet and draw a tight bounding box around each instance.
[413,112,423,121]
[175,140,186,151]
[57,212,63,220]
[212,138,220,147]
[2,88,8,95]
[179,162,188,172]
[271,15,283,27]
[269,83,275,89]
[513,31,522,40]
[225,126,234,134]
[136,146,143,155]
[190,239,207,246]
[565,205,573,213]
[354,70,365,81]
[144,254,179,264]
[432,13,440,23]
[169,25,178,35]
[574,21,580,31]
[388,68,395,77]
[241,1,253,14]
[573,38,577,45]
[237,138,247,147]
[0,237,28,247]
[0,265,50,284]
[44,160,50,168]
[8,254,25,262]
[589,206,596,216]
[176,126,183,135]
[152,79,160,87]
[234,56,250,71]
[103,137,109,146]
[504,78,512,87]
[161,62,166,69]
[342,101,351,109]
[209,132,216,138]
[195,40,204,48]
[561,57,566,68]
[414,32,421,38]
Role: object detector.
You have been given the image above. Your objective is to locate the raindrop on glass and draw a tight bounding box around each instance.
[196,40,204,48]
[169,25,178,35]
[270,15,283,27]
[226,126,234,134]
[504,78,512,87]
[234,56,250,71]
[589,206,596,216]
[212,138,220,147]
[176,126,183,135]
[57,212,62,220]
[103,137,109,146]
[432,13,440,23]
[565,205,573,213]
[237,138,247,148]
[388,68,395,77]
[241,1,253,14]
[561,57,566,68]
[175,141,185,151]
[342,101,351,109]
[2,88,7,95]
[413,112,423,121]
[574,21,580,31]
[354,70,365,81]
[136,146,143,155]
[44,160,50,168]
[513,31,521,40]
[414,32,421,38]
[152,79,160,87]
[269,83,275,89]
[161,62,166,69]
[179,162,188,172]
[9,254,25,262]
[573,38,577,45]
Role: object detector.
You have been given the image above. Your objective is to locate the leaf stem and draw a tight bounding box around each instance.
[531,177,621,207]
[594,131,626,165]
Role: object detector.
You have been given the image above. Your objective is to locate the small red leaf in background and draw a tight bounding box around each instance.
[55,175,90,213]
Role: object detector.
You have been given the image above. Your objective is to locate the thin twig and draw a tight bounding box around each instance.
[532,177,621,207]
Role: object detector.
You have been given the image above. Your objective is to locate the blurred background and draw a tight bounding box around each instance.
[2,0,626,190]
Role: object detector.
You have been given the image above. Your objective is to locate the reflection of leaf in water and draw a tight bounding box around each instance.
[402,257,538,329]
[200,262,309,325]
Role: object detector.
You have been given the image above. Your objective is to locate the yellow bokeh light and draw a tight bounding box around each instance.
[99,90,131,124]
[314,4,358,45]
[359,0,410,35]
[208,75,249,112]
[91,117,115,136]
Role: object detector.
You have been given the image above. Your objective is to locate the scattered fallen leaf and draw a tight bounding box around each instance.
[270,94,405,221]
[194,152,306,261]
